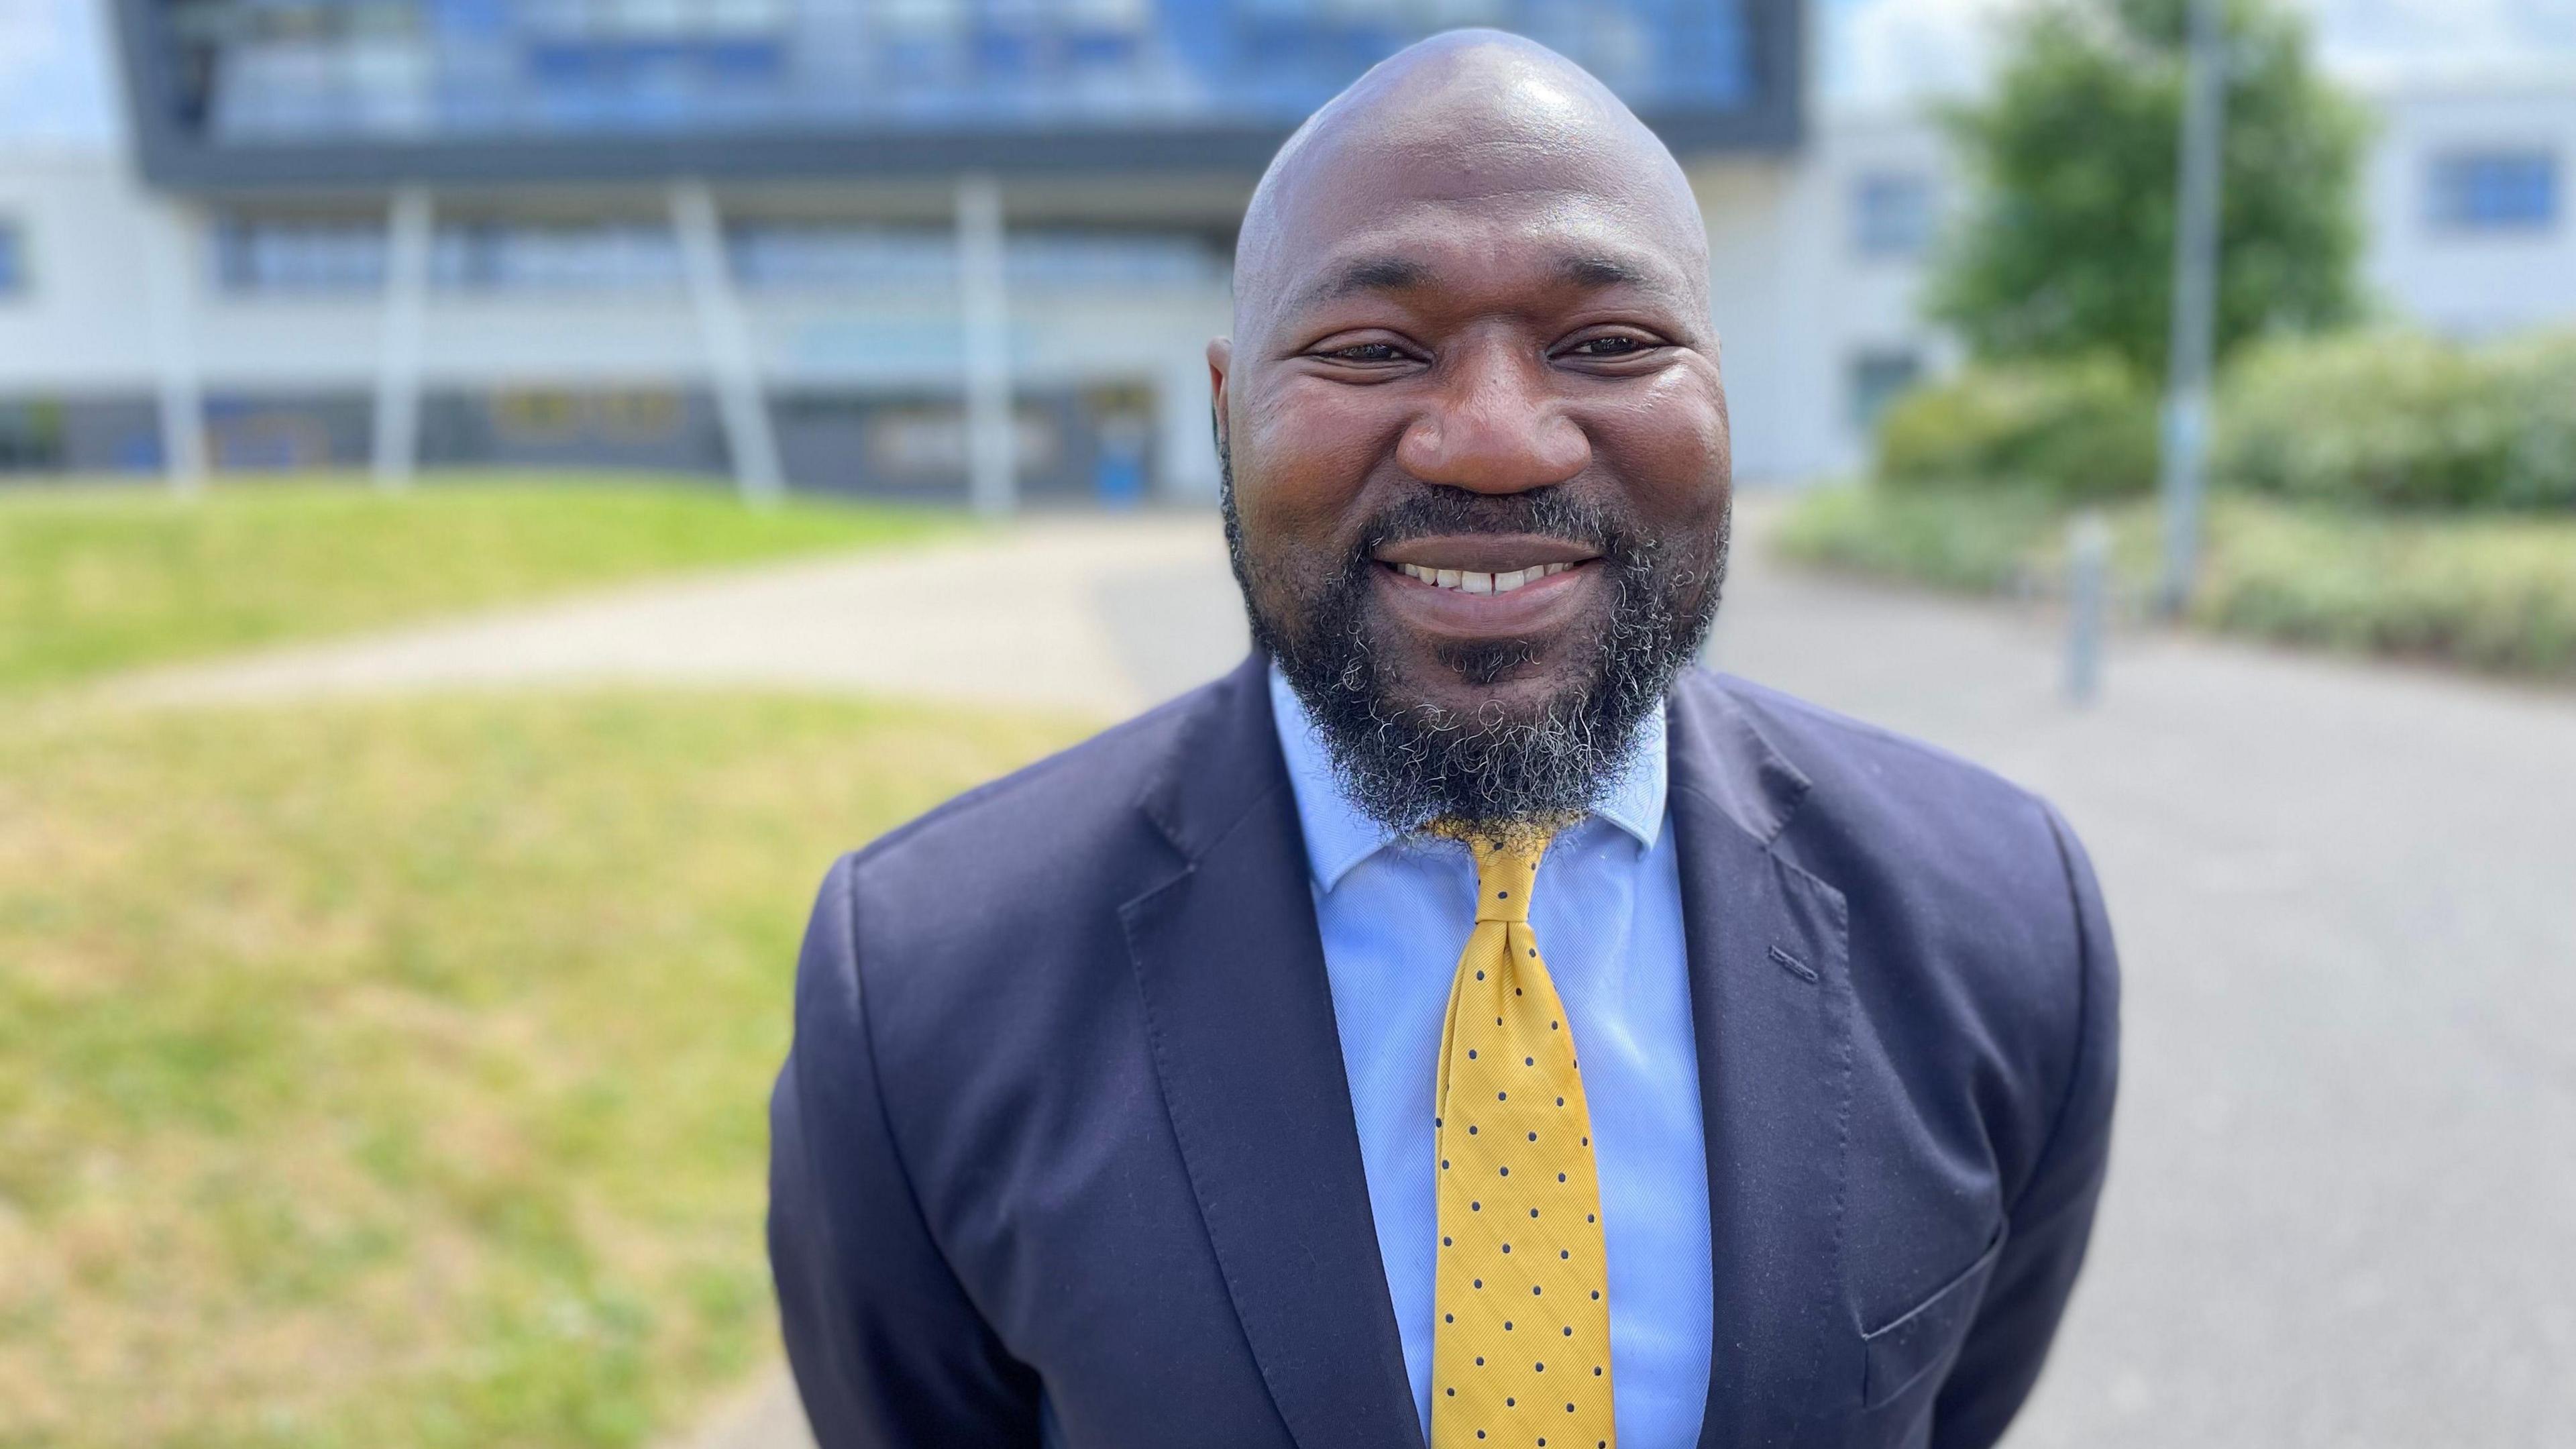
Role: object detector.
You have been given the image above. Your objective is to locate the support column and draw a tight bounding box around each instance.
[670,180,784,505]
[144,199,207,497]
[371,185,433,493]
[956,173,1016,517]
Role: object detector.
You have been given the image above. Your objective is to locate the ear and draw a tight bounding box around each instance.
[1205,337,1233,452]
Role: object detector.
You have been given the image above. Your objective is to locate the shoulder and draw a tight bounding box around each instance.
[1679,669,2112,1085]
[1686,669,2084,908]
[793,667,1260,1053]
[844,681,1203,901]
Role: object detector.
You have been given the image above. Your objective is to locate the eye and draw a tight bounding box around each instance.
[1566,334,1651,358]
[1320,341,1409,364]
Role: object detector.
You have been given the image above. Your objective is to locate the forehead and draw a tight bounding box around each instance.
[1277,195,1700,322]
[1248,131,1705,331]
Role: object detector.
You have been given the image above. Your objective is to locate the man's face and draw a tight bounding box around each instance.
[1214,162,1733,826]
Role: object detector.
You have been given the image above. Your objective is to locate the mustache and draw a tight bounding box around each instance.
[1350,486,1633,562]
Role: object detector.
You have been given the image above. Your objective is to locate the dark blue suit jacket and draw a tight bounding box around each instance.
[769,655,2118,1448]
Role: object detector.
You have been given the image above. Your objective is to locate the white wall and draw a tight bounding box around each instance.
[0,156,166,392]
[2360,77,2576,337]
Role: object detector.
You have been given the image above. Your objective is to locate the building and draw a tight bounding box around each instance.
[0,4,2570,498]
[1801,68,2576,475]
[0,0,1798,505]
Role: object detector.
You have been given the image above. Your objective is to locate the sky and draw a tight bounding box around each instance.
[3,0,2575,152]
[1823,0,2576,110]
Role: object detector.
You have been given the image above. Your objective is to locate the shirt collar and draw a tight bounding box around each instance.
[1267,662,1668,892]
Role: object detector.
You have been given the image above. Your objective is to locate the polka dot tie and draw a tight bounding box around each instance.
[1429,824,1615,1449]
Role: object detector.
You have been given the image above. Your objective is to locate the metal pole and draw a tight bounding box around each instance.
[145,200,207,498]
[671,180,784,506]
[2157,0,2227,615]
[370,185,433,493]
[2066,511,2110,706]
[957,172,1016,518]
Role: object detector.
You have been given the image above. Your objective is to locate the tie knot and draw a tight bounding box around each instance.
[1430,821,1552,923]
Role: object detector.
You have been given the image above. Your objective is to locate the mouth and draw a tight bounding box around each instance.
[1385,559,1579,595]
[1366,533,1606,639]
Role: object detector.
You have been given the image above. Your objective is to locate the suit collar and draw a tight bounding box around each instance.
[1124,653,1424,1449]
[1666,671,1856,1447]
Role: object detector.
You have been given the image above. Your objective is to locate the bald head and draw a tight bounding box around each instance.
[1234,30,1709,345]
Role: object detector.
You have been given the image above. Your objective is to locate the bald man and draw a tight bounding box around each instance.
[769,32,2117,1449]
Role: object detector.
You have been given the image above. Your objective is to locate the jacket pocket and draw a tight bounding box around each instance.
[1859,1224,2007,1409]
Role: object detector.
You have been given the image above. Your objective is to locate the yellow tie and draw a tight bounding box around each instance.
[1430,825,1615,1449]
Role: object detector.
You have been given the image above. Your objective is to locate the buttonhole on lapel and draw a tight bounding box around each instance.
[1767,944,1819,983]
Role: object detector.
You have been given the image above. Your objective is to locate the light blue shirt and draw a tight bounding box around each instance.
[1269,667,1714,1449]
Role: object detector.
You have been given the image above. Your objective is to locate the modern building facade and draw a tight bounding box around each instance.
[0,0,1796,506]
[0,4,2570,500]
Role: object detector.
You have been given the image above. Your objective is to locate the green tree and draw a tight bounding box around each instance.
[1928,0,2367,382]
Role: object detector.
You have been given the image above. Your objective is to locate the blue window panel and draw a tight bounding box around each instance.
[164,0,1760,146]
[2429,150,2559,232]
[0,225,23,296]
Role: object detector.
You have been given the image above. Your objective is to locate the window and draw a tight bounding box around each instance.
[0,222,25,297]
[1847,350,1924,433]
[209,216,388,293]
[2428,150,2559,233]
[1851,171,1934,260]
[430,220,684,292]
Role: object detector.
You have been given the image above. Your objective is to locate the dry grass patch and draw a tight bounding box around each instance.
[0,691,1087,1448]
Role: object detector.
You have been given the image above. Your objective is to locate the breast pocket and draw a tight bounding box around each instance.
[1859,1224,2007,1410]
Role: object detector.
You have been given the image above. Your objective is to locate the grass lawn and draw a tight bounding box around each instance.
[0,691,1089,1449]
[0,474,953,696]
[1775,484,2576,680]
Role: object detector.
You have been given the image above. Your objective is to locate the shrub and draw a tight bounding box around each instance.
[2496,333,2576,510]
[1874,358,2159,502]
[1774,483,2576,680]
[2215,328,2576,511]
[1771,480,2064,593]
[2194,496,2576,676]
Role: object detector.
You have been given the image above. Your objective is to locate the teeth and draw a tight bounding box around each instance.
[1395,560,1582,592]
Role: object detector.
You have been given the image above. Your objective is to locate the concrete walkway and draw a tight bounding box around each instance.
[106,513,1244,719]
[113,500,2576,1448]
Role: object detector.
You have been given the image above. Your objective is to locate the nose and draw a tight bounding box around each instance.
[1395,335,1590,494]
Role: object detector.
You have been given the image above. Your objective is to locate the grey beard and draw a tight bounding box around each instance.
[1218,438,1725,834]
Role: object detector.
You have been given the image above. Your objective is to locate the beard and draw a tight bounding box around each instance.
[1220,441,1727,835]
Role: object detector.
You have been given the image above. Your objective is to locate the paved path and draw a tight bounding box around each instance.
[117,500,2576,1448]
[106,514,1240,718]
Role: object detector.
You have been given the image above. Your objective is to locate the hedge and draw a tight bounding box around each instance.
[1776,484,2576,680]
[1874,356,2159,502]
[2215,329,2576,511]
[1869,329,2576,515]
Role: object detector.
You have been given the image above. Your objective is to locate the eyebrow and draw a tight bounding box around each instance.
[1285,256,1436,316]
[1282,250,1686,319]
[1558,254,1654,290]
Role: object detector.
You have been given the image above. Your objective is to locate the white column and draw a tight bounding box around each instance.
[144,199,207,496]
[371,185,433,492]
[1157,355,1222,502]
[956,173,1016,517]
[670,180,784,505]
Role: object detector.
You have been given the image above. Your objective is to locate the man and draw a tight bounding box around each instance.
[769,32,2117,1449]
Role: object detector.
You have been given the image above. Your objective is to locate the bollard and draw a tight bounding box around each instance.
[2066,512,2111,706]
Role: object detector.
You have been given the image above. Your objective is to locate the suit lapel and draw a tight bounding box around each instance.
[1122,657,1422,1449]
[1668,674,1856,1449]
